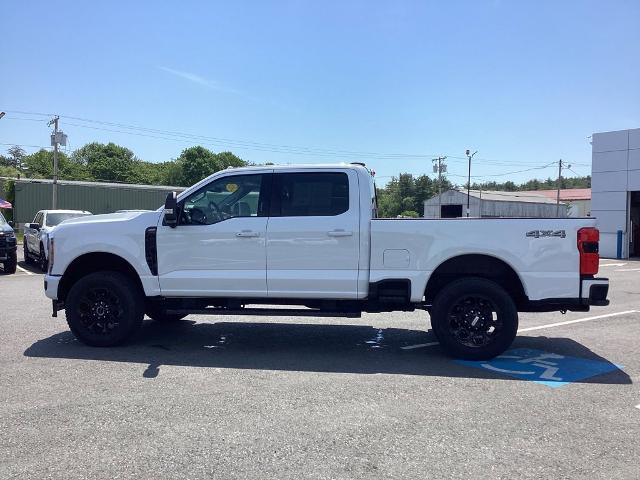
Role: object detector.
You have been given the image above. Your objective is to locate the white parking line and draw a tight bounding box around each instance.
[16,265,34,275]
[401,341,439,350]
[402,310,639,350]
[615,268,640,272]
[600,263,626,267]
[518,310,638,333]
[636,404,640,410]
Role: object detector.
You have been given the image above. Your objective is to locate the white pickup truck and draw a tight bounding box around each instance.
[44,164,609,359]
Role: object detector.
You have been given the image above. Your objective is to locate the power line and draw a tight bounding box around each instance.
[0,142,52,149]
[2,108,564,167]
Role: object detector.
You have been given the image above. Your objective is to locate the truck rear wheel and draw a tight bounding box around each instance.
[431,277,518,360]
[65,271,144,347]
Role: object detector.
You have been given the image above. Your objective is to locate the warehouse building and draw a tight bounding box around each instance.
[518,188,591,217]
[424,189,566,218]
[11,178,185,224]
[591,127,640,258]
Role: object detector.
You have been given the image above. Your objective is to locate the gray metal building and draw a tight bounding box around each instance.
[424,189,567,218]
[13,178,185,224]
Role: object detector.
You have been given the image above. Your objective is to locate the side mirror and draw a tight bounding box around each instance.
[8,221,14,228]
[29,223,41,230]
[164,192,178,228]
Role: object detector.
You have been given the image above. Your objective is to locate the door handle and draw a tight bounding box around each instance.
[327,230,353,237]
[236,230,260,237]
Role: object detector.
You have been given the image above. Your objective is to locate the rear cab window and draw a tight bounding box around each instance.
[270,172,349,217]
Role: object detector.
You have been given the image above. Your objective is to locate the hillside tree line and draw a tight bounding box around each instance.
[0,143,245,187]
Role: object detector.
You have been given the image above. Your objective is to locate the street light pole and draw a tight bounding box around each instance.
[465,149,477,217]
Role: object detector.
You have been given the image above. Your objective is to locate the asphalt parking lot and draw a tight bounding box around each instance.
[1,251,639,479]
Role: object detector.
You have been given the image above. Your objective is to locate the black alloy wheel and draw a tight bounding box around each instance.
[65,271,144,346]
[431,277,518,360]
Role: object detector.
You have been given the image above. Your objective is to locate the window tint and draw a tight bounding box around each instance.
[273,172,349,217]
[180,174,264,225]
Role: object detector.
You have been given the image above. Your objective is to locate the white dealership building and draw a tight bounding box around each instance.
[591,128,640,258]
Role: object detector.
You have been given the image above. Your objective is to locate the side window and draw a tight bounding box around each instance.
[35,212,43,226]
[272,172,349,217]
[179,174,264,226]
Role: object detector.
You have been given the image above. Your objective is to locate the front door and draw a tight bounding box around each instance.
[266,170,360,299]
[156,172,270,297]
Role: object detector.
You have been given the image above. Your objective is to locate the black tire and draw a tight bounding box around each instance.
[431,277,518,360]
[3,252,17,274]
[65,271,144,347]
[23,242,32,265]
[145,304,186,323]
[39,243,48,272]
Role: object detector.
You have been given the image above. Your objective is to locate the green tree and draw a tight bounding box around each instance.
[167,146,246,186]
[6,146,26,168]
[376,173,450,218]
[23,149,92,180]
[71,142,140,183]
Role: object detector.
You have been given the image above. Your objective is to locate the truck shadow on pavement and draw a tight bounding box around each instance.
[24,320,631,385]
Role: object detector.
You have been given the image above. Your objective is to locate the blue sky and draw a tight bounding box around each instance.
[1,0,639,185]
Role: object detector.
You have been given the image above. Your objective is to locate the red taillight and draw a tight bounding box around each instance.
[578,227,599,275]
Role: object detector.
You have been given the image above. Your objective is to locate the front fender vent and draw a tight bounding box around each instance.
[145,227,158,276]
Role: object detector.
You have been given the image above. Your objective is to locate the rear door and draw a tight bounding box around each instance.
[266,169,360,299]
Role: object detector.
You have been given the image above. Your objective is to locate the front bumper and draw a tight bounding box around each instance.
[44,274,61,300]
[0,237,17,261]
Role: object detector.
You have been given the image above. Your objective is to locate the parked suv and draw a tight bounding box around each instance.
[0,211,17,274]
[24,210,92,271]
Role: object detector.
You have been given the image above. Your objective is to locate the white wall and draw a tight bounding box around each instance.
[591,128,640,258]
[566,199,591,217]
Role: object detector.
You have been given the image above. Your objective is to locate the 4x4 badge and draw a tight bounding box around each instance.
[526,230,566,239]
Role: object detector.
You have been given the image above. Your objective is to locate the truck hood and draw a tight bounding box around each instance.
[0,224,14,234]
[52,210,162,238]
[59,211,160,226]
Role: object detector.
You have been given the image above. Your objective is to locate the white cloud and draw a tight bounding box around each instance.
[158,66,231,92]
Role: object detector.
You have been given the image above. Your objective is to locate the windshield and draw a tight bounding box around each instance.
[0,212,7,226]
[45,212,91,227]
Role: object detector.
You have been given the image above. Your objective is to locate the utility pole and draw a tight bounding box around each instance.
[465,149,477,217]
[432,156,447,218]
[556,159,571,217]
[48,116,61,209]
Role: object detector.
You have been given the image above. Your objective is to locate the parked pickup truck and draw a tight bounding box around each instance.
[24,210,92,271]
[44,164,609,359]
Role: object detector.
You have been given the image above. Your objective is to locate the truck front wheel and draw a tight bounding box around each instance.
[65,271,144,347]
[430,277,518,360]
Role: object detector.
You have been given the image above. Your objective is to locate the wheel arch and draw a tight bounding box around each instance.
[58,252,144,303]
[424,254,528,308]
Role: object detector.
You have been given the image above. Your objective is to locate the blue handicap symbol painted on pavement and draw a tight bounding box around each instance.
[456,348,622,388]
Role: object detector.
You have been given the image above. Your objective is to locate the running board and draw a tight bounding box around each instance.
[166,307,362,318]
